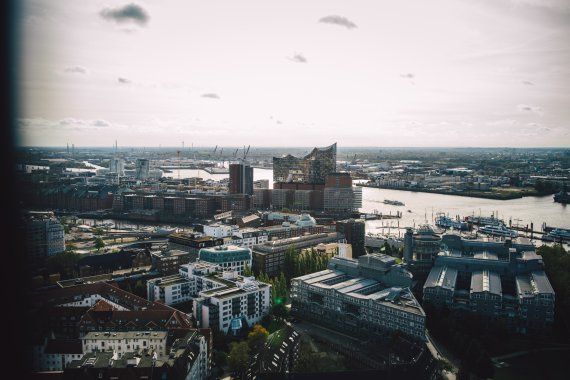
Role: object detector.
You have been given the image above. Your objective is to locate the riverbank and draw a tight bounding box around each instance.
[356,183,543,200]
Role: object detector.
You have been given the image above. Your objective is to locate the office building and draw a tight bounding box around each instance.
[323,173,362,215]
[229,162,254,195]
[291,254,425,342]
[423,233,555,335]
[403,225,442,275]
[198,245,252,275]
[135,158,150,180]
[273,143,336,184]
[252,232,344,276]
[109,157,125,176]
[336,219,366,259]
[193,270,272,334]
[22,211,65,264]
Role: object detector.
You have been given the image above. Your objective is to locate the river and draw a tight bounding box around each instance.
[360,186,569,233]
[171,168,568,230]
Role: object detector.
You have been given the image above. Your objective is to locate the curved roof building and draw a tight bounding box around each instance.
[273,143,336,184]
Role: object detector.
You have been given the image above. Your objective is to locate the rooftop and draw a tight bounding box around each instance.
[83,331,168,340]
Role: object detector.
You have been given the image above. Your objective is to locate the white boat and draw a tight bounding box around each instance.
[467,215,504,226]
[478,224,518,238]
[435,214,469,231]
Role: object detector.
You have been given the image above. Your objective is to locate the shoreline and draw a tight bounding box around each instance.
[356,183,548,201]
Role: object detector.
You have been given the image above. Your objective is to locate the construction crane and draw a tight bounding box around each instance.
[233,148,239,159]
[176,150,181,180]
[243,145,250,160]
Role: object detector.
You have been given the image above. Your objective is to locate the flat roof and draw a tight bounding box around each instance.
[473,251,498,261]
[83,331,167,340]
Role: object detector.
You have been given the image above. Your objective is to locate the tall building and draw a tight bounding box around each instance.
[229,162,254,195]
[323,172,362,215]
[336,218,366,258]
[273,143,336,184]
[22,211,65,264]
[109,157,125,176]
[135,158,150,180]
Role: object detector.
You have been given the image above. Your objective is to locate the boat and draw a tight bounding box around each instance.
[543,228,570,242]
[383,199,405,206]
[466,215,504,226]
[435,214,469,231]
[478,224,518,238]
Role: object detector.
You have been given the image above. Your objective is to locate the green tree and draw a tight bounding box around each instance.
[227,341,250,379]
[283,245,297,283]
[272,303,289,320]
[94,237,105,251]
[93,227,104,236]
[247,324,269,352]
[47,251,80,279]
[243,264,253,277]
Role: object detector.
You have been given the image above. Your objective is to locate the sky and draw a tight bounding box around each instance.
[16,0,570,148]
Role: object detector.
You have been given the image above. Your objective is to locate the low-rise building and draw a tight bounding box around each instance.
[199,245,252,275]
[291,254,425,342]
[252,232,344,276]
[193,271,272,334]
[65,330,209,379]
[151,249,192,275]
[423,238,555,335]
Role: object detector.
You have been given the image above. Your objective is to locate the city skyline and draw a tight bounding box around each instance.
[17,0,570,148]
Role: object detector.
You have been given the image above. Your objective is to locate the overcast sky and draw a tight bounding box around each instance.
[17,0,570,148]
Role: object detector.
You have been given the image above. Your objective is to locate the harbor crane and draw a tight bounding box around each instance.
[243,145,250,160]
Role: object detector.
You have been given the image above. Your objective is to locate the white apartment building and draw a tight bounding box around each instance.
[82,331,168,357]
[193,272,272,333]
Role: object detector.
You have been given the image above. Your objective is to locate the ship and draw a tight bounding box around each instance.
[435,214,469,231]
[478,224,518,238]
[466,215,504,226]
[383,199,405,206]
[543,228,570,243]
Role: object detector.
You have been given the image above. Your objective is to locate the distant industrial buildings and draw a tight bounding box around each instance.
[291,253,426,342]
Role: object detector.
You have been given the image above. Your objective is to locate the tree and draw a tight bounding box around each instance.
[227,341,250,379]
[272,303,289,320]
[247,324,269,352]
[133,280,146,298]
[243,264,253,277]
[47,251,80,279]
[94,237,105,251]
[93,227,104,236]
